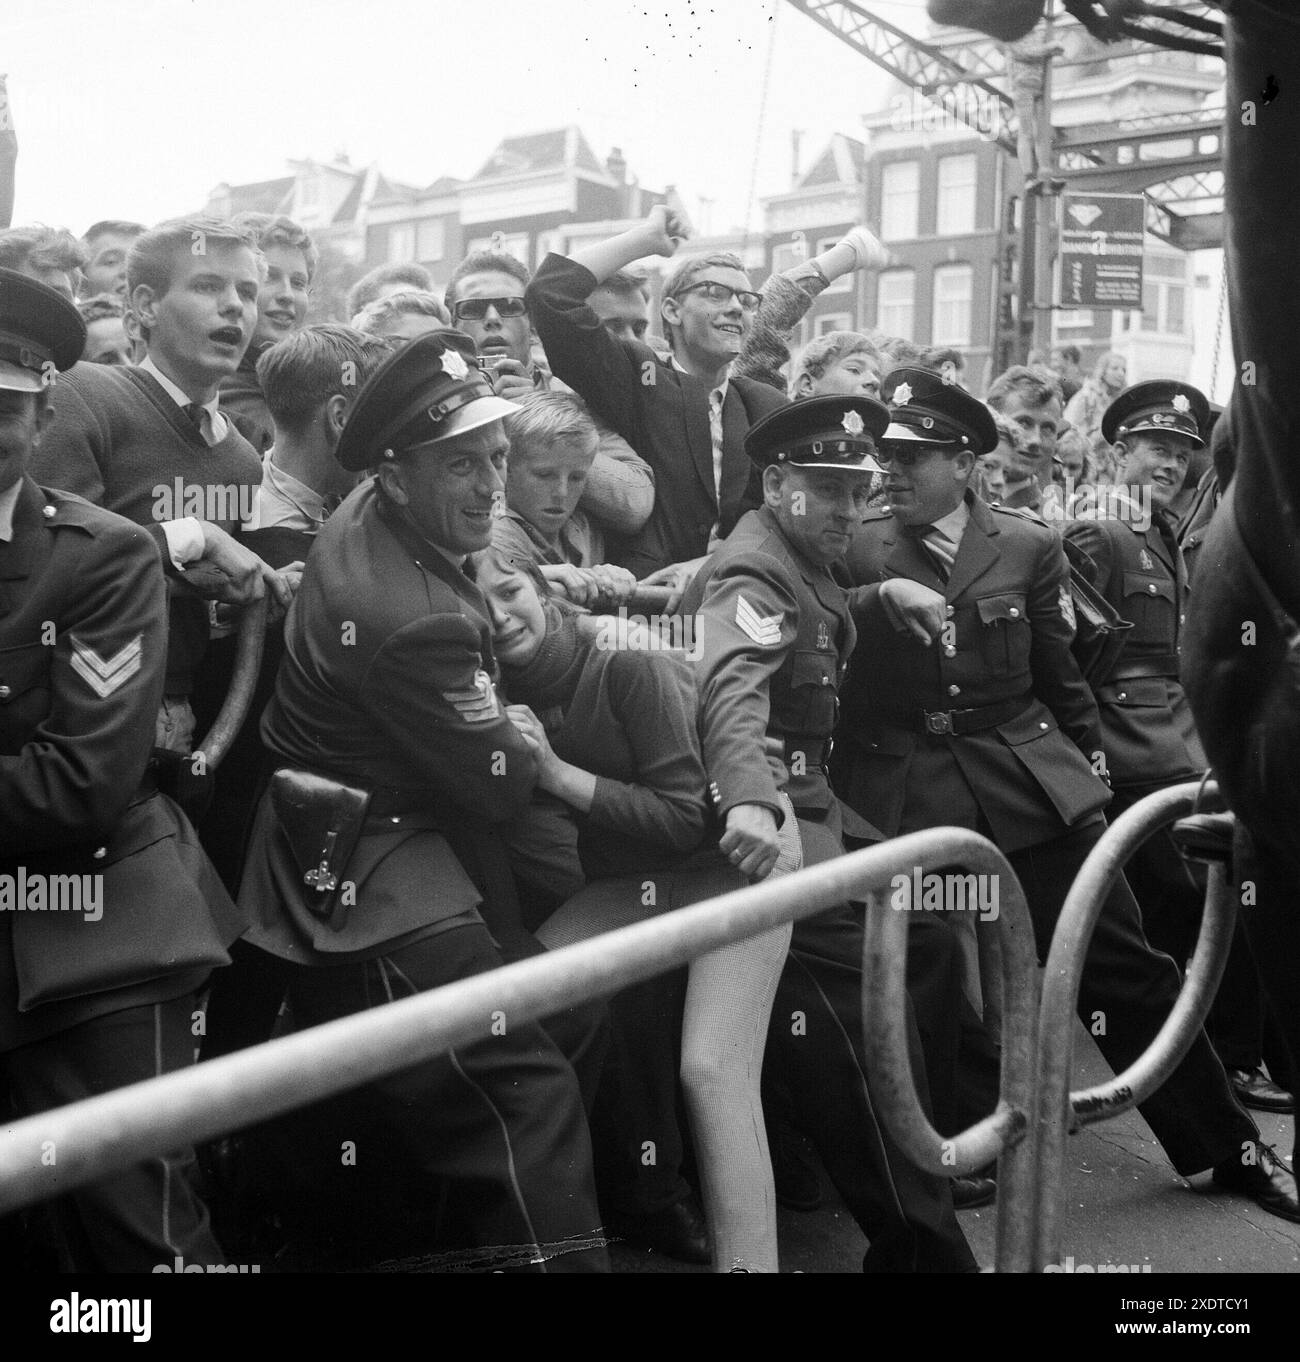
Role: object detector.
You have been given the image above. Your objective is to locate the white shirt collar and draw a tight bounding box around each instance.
[0,477,22,543]
[139,355,220,420]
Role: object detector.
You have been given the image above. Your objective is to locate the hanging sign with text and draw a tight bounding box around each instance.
[1059,192,1145,309]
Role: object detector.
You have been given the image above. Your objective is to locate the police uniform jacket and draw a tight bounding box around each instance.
[527,254,787,577]
[837,493,1111,854]
[242,479,541,964]
[0,479,238,1051]
[1064,492,1206,786]
[676,505,868,841]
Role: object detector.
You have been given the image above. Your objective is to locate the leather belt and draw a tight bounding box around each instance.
[783,735,831,767]
[1107,654,1180,682]
[885,695,1032,737]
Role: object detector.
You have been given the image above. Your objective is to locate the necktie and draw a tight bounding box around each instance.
[921,525,956,582]
[182,402,208,444]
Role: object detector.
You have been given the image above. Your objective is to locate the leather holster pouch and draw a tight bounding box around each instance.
[1062,538,1135,687]
[269,767,372,931]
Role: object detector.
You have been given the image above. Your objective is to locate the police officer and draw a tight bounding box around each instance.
[679,394,979,1272]
[837,366,1299,1223]
[0,270,241,1270]
[234,329,608,1271]
[1068,383,1291,1113]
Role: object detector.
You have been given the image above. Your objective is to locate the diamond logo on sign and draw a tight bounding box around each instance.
[1067,203,1104,228]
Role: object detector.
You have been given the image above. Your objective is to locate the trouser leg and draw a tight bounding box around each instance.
[3,995,224,1272]
[769,895,975,1273]
[1009,824,1255,1176]
[276,923,608,1272]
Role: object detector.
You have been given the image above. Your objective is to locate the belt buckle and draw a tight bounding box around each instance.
[924,709,954,735]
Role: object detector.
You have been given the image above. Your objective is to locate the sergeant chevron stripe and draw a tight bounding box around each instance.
[69,634,143,698]
[735,594,783,647]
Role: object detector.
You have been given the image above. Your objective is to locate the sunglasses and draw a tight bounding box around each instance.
[452,296,528,322]
[672,281,762,311]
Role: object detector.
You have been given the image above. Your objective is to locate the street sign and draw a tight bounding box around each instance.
[1058,192,1145,309]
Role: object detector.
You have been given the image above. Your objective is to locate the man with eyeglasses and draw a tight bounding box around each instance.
[447,249,654,543]
[526,205,787,581]
[833,366,1300,1226]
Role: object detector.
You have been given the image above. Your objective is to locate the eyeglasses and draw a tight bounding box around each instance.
[452,296,528,322]
[671,281,762,311]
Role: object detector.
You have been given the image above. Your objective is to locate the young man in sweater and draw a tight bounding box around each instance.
[30,215,290,760]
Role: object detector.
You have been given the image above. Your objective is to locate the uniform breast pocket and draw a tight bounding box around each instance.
[975,592,1030,673]
[0,642,53,752]
[786,650,838,734]
[1121,571,1176,642]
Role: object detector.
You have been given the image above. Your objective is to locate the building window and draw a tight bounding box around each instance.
[881,162,919,242]
[878,269,915,340]
[1135,251,1188,334]
[1055,308,1095,332]
[814,312,853,337]
[936,154,977,236]
[816,237,852,294]
[416,219,445,263]
[932,264,973,346]
[387,223,415,264]
[770,240,804,275]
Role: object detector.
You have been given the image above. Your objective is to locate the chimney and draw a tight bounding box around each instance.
[791,129,803,187]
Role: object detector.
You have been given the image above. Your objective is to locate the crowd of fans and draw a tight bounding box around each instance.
[1,178,1286,1279]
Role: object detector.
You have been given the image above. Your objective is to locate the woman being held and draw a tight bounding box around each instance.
[479,547,796,1274]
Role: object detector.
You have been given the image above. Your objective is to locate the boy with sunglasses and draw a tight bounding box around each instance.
[526,205,788,581]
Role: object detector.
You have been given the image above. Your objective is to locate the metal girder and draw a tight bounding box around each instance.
[784,0,1019,153]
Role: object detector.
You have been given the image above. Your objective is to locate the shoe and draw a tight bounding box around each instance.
[768,1118,822,1212]
[1229,1067,1295,1114]
[950,1174,997,1210]
[608,1194,711,1264]
[1212,1142,1300,1223]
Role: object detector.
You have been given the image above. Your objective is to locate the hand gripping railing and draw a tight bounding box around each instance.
[0,827,1019,1224]
[1034,780,1232,1270]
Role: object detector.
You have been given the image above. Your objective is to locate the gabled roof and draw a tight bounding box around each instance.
[471,126,606,181]
[798,134,867,190]
[222,175,294,215]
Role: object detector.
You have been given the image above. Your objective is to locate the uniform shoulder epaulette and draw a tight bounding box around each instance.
[861,506,894,523]
[990,502,1045,524]
[35,486,107,533]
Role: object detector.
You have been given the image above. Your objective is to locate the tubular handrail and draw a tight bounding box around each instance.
[1033,780,1231,1269]
[0,827,1014,1220]
[858,835,1041,1273]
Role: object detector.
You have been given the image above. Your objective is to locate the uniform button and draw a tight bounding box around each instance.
[0,685,9,700]
[945,606,955,618]
[820,676,830,686]
[1148,583,1158,594]
[42,505,56,519]
[92,846,106,860]
[1039,722,1049,731]
[943,646,956,658]
[1009,607,1020,618]
[390,816,401,824]
[1117,691,1128,701]
[947,684,961,697]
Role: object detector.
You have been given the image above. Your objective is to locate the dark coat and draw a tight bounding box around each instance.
[836,493,1111,853]
[240,480,541,964]
[526,253,787,577]
[1064,493,1205,786]
[0,478,238,1051]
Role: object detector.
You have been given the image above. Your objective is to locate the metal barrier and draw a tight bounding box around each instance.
[860,779,1233,1273]
[0,783,1234,1274]
[0,827,1026,1224]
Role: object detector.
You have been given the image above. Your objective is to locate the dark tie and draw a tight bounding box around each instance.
[182,402,207,443]
[920,525,955,582]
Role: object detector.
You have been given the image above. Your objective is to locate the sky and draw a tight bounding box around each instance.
[5,0,926,233]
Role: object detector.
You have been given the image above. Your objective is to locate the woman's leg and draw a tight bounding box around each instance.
[679,793,802,1273]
